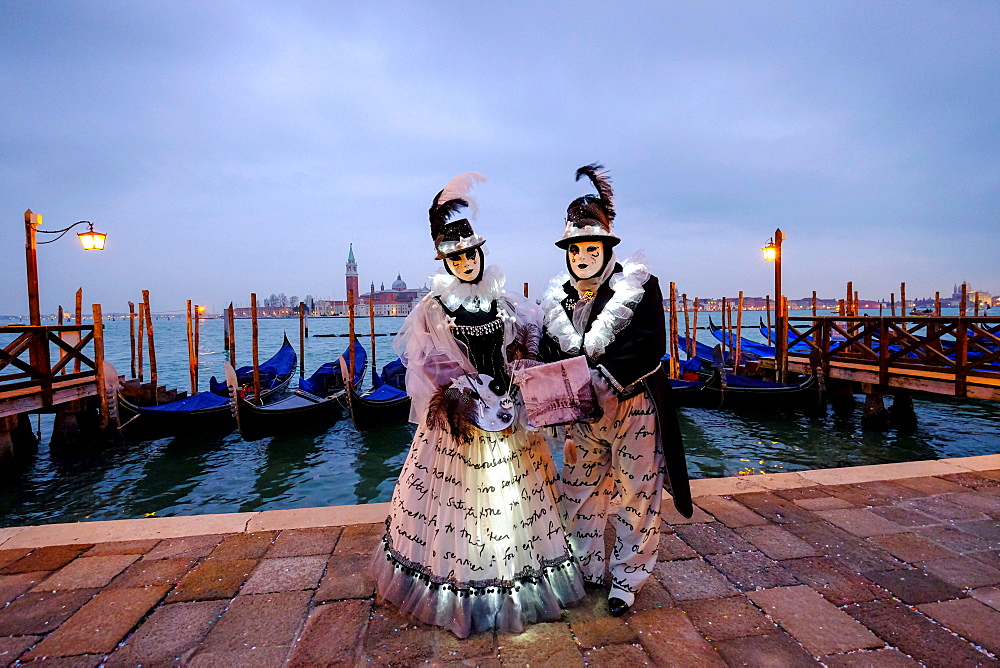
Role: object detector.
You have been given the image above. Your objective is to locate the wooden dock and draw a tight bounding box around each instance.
[781,316,1000,401]
[0,317,112,457]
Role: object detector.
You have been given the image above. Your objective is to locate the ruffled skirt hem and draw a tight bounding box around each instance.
[374,541,586,638]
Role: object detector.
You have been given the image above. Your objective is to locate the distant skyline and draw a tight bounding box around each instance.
[2,1,998,316]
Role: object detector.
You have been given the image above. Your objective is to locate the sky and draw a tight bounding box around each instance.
[2,0,998,315]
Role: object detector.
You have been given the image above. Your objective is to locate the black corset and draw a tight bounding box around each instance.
[439,299,510,390]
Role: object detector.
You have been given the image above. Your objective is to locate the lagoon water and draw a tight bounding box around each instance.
[2,310,998,527]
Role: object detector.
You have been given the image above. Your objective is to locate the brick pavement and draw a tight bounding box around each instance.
[0,457,998,666]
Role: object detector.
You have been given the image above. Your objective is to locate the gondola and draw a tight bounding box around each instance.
[227,342,367,439]
[339,356,410,431]
[118,334,296,436]
[701,369,821,411]
[708,317,774,358]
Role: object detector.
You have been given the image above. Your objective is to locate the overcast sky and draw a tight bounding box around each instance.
[2,0,998,315]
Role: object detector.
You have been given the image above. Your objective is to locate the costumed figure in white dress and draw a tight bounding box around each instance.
[538,164,693,617]
[374,172,585,638]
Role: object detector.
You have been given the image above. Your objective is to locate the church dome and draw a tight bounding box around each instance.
[391,274,407,291]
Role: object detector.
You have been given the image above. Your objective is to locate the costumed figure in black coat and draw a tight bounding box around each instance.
[538,164,693,617]
[374,172,585,638]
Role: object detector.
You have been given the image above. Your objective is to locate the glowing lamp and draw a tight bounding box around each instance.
[77,223,107,251]
[762,238,778,262]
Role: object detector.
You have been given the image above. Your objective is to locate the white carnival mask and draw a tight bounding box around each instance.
[568,240,605,280]
[446,248,483,283]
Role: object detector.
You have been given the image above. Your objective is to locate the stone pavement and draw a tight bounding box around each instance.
[1,454,1000,666]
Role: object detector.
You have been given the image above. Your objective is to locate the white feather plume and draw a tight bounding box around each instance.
[438,172,487,219]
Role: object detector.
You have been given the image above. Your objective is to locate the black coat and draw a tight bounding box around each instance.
[540,266,693,517]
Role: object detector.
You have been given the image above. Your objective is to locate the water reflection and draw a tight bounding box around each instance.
[349,422,414,504]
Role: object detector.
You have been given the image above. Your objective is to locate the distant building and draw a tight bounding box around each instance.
[315,246,429,317]
[232,245,429,318]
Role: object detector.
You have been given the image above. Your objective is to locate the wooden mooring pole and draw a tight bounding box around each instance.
[92,304,109,431]
[668,282,679,378]
[136,302,145,383]
[143,290,157,391]
[299,301,307,379]
[766,295,773,345]
[194,306,200,393]
[369,295,377,385]
[736,291,744,372]
[186,300,196,394]
[128,301,136,379]
[690,298,700,359]
[348,290,357,382]
[251,293,261,405]
[228,303,236,368]
[74,288,82,374]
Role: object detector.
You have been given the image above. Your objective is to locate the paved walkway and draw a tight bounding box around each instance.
[1,454,1000,666]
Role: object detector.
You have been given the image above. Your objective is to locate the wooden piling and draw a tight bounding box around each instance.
[74,288,83,373]
[128,301,136,379]
[136,302,145,383]
[890,293,896,317]
[92,303,108,430]
[766,295,773,345]
[299,301,306,379]
[974,292,980,317]
[681,293,690,360]
[935,291,941,316]
[668,282,679,378]
[838,299,846,317]
[369,295,378,385]
[194,305,201,393]
[854,291,859,316]
[780,296,789,381]
[812,291,817,317]
[251,293,261,405]
[846,282,853,317]
[142,290,158,389]
[58,305,63,326]
[186,300,195,394]
[901,283,907,316]
[736,291,744,372]
[523,282,529,299]
[690,298,700,359]
[223,303,231,352]
[961,283,968,317]
[348,290,357,382]
[228,303,236,368]
[720,297,728,366]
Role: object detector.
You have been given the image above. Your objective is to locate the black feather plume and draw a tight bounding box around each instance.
[429,192,469,239]
[575,163,615,221]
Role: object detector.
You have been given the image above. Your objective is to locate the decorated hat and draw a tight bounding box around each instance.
[555,163,620,249]
[429,172,488,260]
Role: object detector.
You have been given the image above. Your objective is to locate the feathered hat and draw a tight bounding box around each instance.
[429,172,488,260]
[555,163,620,249]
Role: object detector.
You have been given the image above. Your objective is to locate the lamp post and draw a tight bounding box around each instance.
[24,209,107,326]
[762,228,785,380]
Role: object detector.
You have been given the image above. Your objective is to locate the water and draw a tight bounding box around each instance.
[1,311,998,528]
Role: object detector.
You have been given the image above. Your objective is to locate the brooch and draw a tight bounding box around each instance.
[574,290,596,309]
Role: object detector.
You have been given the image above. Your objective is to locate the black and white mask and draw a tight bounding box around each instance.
[445,247,483,283]
[567,241,605,280]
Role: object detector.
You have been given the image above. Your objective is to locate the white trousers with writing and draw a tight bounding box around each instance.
[560,391,664,605]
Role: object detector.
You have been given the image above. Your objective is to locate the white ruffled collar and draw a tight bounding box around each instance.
[431,263,506,312]
[541,252,651,359]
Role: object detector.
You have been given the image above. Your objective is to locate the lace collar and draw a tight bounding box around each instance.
[541,252,651,359]
[430,263,506,312]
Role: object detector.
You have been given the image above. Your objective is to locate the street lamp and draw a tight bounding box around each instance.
[24,209,108,326]
[762,228,785,380]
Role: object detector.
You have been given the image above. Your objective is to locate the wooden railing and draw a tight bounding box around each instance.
[784,316,1000,397]
[0,325,98,405]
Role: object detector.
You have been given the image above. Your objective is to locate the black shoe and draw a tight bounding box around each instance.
[608,597,630,617]
[583,579,605,591]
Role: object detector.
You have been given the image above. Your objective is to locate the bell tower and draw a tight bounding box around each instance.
[346,244,359,304]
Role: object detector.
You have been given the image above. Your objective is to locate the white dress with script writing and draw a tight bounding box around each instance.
[373,267,585,638]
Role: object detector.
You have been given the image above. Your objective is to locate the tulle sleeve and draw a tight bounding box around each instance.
[393,295,477,425]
